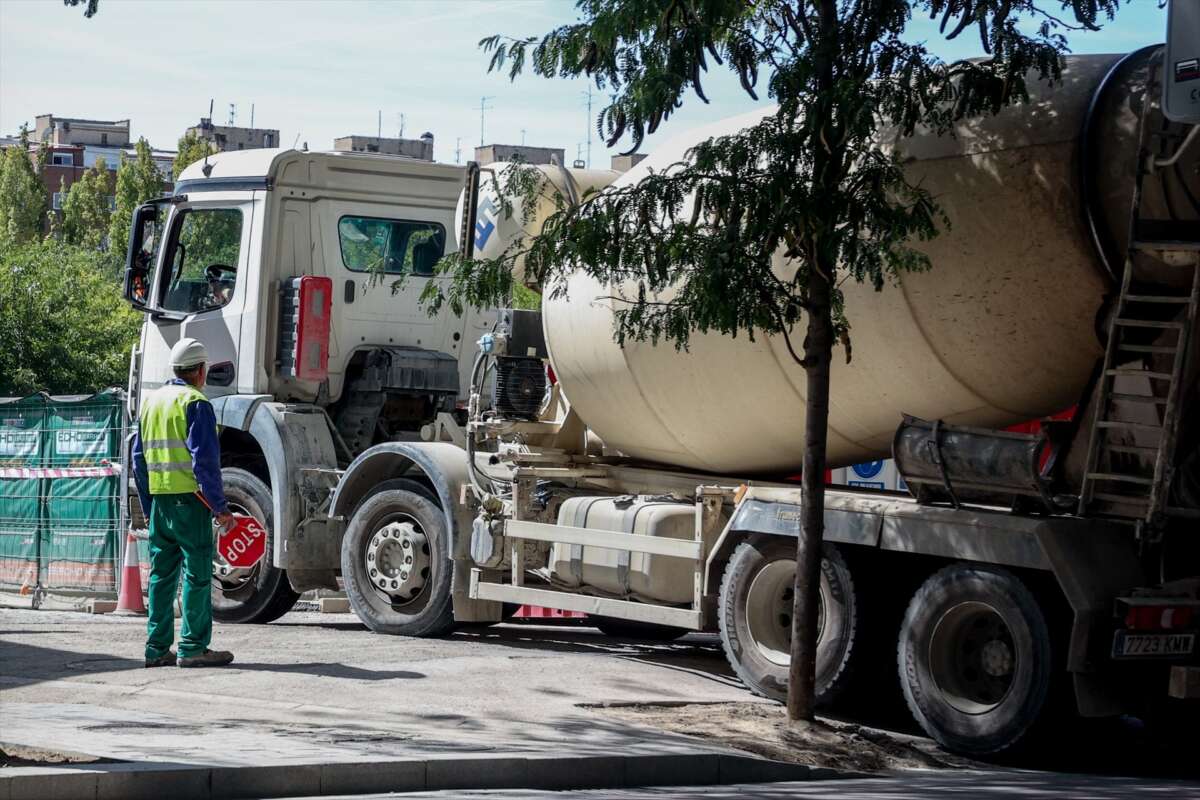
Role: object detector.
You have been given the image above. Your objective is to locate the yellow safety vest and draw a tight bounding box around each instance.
[140,383,210,495]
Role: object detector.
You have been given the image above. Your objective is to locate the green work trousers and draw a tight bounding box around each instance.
[146,492,213,660]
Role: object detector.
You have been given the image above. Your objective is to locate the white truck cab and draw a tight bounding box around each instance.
[123,148,494,621]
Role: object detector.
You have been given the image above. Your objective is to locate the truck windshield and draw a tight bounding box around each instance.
[160,207,244,314]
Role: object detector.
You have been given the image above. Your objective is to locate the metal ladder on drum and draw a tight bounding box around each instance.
[1077,68,1200,522]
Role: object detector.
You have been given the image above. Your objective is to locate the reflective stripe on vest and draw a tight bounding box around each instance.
[140,383,210,495]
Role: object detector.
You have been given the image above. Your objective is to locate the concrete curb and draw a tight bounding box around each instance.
[0,750,849,800]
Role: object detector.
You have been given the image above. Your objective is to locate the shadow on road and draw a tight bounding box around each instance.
[230,662,424,681]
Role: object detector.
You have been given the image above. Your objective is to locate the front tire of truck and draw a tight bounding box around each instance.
[341,488,455,637]
[897,564,1051,756]
[719,539,857,707]
[211,468,300,624]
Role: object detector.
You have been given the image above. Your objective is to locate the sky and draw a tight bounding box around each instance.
[0,0,1169,167]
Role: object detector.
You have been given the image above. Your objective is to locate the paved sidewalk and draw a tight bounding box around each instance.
[1,608,812,798]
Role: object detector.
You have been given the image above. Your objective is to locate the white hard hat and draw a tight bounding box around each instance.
[169,338,208,368]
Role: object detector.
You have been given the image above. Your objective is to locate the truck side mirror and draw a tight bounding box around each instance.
[123,203,160,311]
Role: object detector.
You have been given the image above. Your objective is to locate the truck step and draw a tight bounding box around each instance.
[1095,420,1164,433]
[1086,472,1155,486]
[1122,294,1192,304]
[1107,392,1169,405]
[1105,444,1161,456]
[1091,492,1151,507]
[1104,368,1175,380]
[1131,240,1200,252]
[1113,318,1185,329]
[1116,344,1178,355]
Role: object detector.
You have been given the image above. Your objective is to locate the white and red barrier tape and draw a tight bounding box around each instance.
[0,464,121,479]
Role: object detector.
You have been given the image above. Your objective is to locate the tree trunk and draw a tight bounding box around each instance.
[786,263,834,723]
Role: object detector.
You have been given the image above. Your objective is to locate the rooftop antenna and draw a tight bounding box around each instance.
[581,87,593,168]
[292,132,301,148]
[201,98,214,176]
[228,103,236,126]
[377,110,382,139]
[398,112,406,139]
[478,96,495,146]
[521,128,527,146]
[455,137,462,164]
[250,103,255,129]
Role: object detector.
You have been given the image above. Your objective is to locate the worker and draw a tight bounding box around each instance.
[132,337,235,668]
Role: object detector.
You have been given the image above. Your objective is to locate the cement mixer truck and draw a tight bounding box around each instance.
[326,47,1200,756]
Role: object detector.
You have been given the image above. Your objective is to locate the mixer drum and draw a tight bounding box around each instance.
[542,53,1188,474]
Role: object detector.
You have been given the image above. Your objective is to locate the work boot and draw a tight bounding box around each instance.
[145,651,176,668]
[177,649,234,668]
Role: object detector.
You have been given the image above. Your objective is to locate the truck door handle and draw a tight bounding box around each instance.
[207,361,235,387]
[344,280,355,304]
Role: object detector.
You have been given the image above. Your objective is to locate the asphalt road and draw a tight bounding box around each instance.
[2,605,1197,797]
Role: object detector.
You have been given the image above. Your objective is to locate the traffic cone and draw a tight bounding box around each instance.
[114,531,147,615]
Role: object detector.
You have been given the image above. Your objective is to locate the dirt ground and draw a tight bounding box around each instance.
[0,744,116,768]
[592,702,982,774]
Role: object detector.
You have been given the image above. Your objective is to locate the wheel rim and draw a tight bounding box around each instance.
[365,513,431,606]
[744,558,826,667]
[928,601,1017,714]
[212,499,260,592]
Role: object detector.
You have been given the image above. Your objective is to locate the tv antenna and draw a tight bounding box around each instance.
[201,98,214,176]
[478,96,495,146]
[228,103,236,126]
[581,87,593,167]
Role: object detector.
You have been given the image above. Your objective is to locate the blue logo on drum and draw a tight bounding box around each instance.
[475,196,498,251]
[852,460,884,479]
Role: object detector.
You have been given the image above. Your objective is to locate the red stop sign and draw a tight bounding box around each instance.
[217,515,267,569]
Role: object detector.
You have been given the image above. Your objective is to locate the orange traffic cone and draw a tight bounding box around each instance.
[114,531,147,615]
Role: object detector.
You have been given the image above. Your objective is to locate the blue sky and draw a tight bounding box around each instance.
[0,0,1167,166]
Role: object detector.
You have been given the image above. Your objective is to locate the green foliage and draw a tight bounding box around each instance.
[512,284,542,311]
[0,240,141,395]
[441,0,1124,358]
[173,131,214,180]
[63,0,99,17]
[61,157,112,252]
[109,139,164,261]
[0,127,48,246]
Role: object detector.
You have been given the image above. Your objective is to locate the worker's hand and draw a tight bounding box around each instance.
[215,511,235,533]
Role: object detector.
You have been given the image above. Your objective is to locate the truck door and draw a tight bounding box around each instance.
[139,196,256,402]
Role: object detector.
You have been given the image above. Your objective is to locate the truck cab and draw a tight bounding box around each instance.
[123,148,494,621]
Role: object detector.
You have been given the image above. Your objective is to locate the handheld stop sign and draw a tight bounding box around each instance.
[196,492,268,569]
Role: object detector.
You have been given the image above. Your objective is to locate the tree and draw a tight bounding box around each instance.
[109,139,163,261]
[62,157,112,251]
[430,0,1124,722]
[63,0,99,18]
[0,241,141,395]
[173,131,214,180]
[0,126,48,246]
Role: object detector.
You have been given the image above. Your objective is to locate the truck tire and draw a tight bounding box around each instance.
[341,488,455,637]
[211,468,300,624]
[593,617,690,641]
[718,539,857,707]
[897,564,1052,756]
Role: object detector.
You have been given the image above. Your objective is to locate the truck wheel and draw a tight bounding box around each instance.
[341,488,455,637]
[719,539,857,706]
[211,468,300,624]
[594,617,689,641]
[897,564,1051,756]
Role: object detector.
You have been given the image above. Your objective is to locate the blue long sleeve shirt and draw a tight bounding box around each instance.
[132,379,228,517]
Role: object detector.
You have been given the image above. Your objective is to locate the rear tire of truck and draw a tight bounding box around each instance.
[719,539,857,707]
[897,564,1052,756]
[341,488,455,637]
[211,468,300,624]
[593,618,690,641]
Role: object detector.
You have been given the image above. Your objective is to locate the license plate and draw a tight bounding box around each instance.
[1112,631,1196,658]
